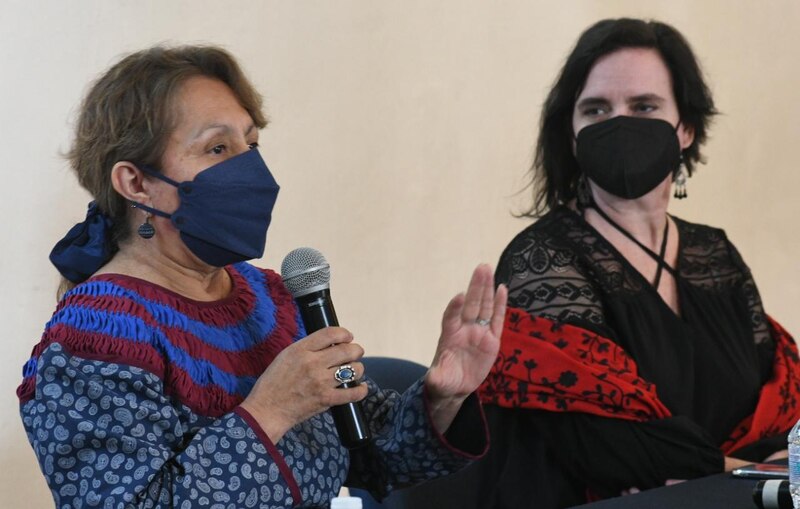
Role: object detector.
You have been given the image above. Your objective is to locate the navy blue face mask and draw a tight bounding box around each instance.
[133,149,280,267]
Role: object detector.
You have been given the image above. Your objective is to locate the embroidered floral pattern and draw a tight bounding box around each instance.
[479,308,800,455]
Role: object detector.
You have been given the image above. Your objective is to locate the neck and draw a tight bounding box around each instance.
[99,236,232,301]
[589,180,670,250]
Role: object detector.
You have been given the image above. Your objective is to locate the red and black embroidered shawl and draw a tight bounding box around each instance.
[478,307,800,455]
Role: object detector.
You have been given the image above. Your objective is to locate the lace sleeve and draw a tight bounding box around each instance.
[724,236,773,347]
[678,220,772,347]
[495,221,607,332]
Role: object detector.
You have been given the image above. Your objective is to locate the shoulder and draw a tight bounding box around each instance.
[500,207,574,252]
[496,207,583,284]
[17,277,167,404]
[40,275,172,362]
[672,216,729,250]
[673,216,750,284]
[497,208,607,329]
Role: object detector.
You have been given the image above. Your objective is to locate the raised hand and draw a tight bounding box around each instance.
[424,264,507,432]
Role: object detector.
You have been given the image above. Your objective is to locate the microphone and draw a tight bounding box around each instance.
[281,247,371,449]
[753,480,792,509]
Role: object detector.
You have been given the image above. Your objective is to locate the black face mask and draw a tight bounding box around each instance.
[576,116,682,200]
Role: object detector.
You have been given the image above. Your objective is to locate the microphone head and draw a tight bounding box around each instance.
[281,247,331,298]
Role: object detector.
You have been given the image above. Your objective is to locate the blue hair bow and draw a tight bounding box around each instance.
[49,201,115,283]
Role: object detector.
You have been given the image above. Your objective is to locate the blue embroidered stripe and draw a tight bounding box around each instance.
[60,269,278,353]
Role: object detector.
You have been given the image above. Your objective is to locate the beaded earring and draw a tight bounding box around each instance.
[673,157,688,200]
[137,213,155,239]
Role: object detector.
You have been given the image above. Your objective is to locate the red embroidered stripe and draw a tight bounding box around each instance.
[168,363,244,418]
[17,326,165,404]
[55,291,295,378]
[87,266,257,326]
[158,324,292,377]
[234,406,303,506]
[18,265,304,419]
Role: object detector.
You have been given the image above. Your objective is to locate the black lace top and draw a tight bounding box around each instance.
[458,206,782,508]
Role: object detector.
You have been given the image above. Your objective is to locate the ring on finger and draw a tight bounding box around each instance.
[334,364,357,385]
[475,318,491,326]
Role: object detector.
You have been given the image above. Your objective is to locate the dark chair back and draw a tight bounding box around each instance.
[362,356,427,393]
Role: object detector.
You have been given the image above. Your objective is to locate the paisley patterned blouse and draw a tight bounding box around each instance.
[17,262,486,508]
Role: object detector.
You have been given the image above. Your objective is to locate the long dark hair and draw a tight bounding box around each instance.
[526,18,717,217]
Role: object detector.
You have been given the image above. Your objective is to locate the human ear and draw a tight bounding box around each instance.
[110,161,151,204]
[678,122,695,151]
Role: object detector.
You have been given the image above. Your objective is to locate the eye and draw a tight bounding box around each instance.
[634,103,657,114]
[210,144,226,155]
[582,106,608,117]
[248,142,259,150]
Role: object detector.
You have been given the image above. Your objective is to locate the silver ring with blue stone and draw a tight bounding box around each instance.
[334,365,356,385]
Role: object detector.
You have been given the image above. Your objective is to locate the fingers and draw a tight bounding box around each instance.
[460,264,491,323]
[297,327,365,379]
[477,265,496,323]
[325,382,369,407]
[329,361,365,388]
[441,292,466,333]
[301,327,354,351]
[491,284,508,337]
[320,341,364,369]
[244,330,368,436]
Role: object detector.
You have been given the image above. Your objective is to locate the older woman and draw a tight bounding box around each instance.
[474,18,800,508]
[17,46,507,508]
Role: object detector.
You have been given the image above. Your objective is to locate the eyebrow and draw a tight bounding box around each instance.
[575,97,610,110]
[627,93,666,104]
[192,122,257,141]
[575,93,666,110]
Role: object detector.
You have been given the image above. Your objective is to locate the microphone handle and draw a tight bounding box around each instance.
[753,480,793,509]
[295,289,371,448]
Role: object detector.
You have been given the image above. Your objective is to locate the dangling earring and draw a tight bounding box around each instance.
[673,157,688,200]
[576,173,592,208]
[137,212,155,239]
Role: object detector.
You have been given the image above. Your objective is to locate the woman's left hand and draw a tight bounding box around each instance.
[424,264,507,432]
[763,449,789,462]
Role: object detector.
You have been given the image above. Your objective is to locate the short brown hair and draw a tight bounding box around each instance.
[68,44,267,247]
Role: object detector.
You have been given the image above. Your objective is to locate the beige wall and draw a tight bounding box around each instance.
[2,1,798,505]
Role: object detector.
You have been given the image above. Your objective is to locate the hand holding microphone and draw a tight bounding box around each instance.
[238,323,368,444]
[240,249,505,448]
[280,247,371,448]
[237,248,369,446]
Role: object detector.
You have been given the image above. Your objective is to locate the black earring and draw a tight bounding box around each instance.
[576,173,592,208]
[138,213,155,239]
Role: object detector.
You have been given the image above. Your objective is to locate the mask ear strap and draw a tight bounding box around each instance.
[131,164,179,219]
[131,202,171,219]
[138,165,181,187]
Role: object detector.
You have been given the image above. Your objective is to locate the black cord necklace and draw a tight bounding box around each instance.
[588,202,676,290]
